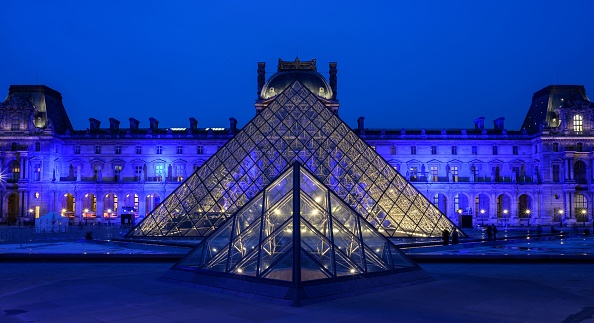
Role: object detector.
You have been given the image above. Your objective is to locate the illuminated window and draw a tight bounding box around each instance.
[451,166,459,182]
[115,145,122,154]
[175,165,184,182]
[156,146,163,154]
[10,160,20,181]
[574,114,583,133]
[155,164,164,181]
[197,145,204,154]
[390,145,396,155]
[135,166,143,180]
[431,146,437,155]
[513,146,518,155]
[75,145,80,154]
[136,146,142,154]
[95,146,101,154]
[177,146,183,154]
[409,167,418,180]
[411,146,417,155]
[472,146,477,155]
[451,146,457,155]
[114,165,122,181]
[430,166,438,182]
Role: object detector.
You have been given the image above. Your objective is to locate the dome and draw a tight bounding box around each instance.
[261,70,333,100]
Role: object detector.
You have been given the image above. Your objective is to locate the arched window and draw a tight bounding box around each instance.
[573,114,583,133]
[574,194,588,222]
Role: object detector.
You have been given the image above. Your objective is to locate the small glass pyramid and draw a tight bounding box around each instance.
[127,79,464,239]
[164,162,431,305]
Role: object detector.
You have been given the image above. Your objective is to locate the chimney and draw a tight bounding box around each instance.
[108,118,120,132]
[357,117,365,134]
[189,117,198,131]
[474,117,485,130]
[329,62,337,100]
[229,117,237,133]
[129,118,140,130]
[149,117,159,130]
[257,62,266,97]
[89,118,101,130]
[493,117,505,130]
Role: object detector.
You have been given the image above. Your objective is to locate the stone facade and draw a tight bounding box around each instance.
[1,75,592,228]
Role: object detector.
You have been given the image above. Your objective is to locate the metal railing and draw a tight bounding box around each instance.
[0,225,129,243]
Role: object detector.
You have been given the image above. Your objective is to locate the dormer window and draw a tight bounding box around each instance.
[573,114,583,133]
[269,87,275,95]
[318,87,325,96]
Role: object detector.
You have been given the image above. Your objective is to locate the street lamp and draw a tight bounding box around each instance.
[503,209,509,227]
[107,208,112,225]
[84,208,89,225]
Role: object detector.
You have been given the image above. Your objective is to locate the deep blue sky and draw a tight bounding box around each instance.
[2,1,593,131]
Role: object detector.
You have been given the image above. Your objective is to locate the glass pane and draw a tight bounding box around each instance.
[300,250,331,281]
[266,170,293,208]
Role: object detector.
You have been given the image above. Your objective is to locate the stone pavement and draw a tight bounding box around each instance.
[1,261,594,322]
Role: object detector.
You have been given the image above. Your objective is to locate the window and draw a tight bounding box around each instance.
[135,166,143,180]
[411,146,417,155]
[431,146,437,155]
[33,164,41,181]
[409,167,418,180]
[390,145,396,155]
[75,146,81,154]
[156,146,163,154]
[11,117,19,131]
[115,145,122,154]
[136,146,142,154]
[577,143,583,152]
[451,166,459,182]
[155,165,164,181]
[512,166,520,181]
[451,146,457,155]
[35,142,41,151]
[175,165,184,182]
[95,146,101,154]
[513,146,518,155]
[471,165,478,181]
[552,164,560,182]
[553,143,559,152]
[177,145,183,154]
[574,114,583,133]
[114,165,122,181]
[472,146,477,155]
[430,166,438,182]
[197,145,204,154]
[492,146,498,155]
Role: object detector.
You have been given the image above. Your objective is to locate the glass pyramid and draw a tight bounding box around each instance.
[127,80,464,239]
[163,163,431,305]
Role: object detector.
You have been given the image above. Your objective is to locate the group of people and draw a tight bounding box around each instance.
[486,224,498,240]
[441,228,459,245]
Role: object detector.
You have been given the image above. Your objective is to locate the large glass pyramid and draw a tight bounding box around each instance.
[163,162,432,306]
[127,78,463,239]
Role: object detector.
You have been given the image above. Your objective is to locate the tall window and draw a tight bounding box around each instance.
[574,114,583,133]
[451,166,459,182]
[156,146,163,154]
[553,143,559,152]
[135,166,143,180]
[577,143,583,152]
[34,164,41,181]
[451,146,457,155]
[492,146,498,155]
[472,146,477,155]
[95,146,101,154]
[197,145,204,154]
[115,145,122,154]
[390,145,396,155]
[411,146,417,155]
[177,145,183,154]
[136,146,142,154]
[409,167,418,181]
[512,166,520,181]
[155,165,164,181]
[11,117,20,131]
[35,142,41,151]
[430,166,438,182]
[114,165,122,181]
[552,164,560,182]
[471,165,478,181]
[75,145,81,154]
[10,160,20,181]
[513,146,518,155]
[175,165,184,181]
[431,146,437,155]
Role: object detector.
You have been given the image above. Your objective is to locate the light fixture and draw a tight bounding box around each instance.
[480,209,485,214]
[525,209,531,214]
[558,209,564,214]
[503,209,508,214]
[349,268,356,274]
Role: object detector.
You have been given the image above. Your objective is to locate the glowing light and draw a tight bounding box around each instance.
[212,248,217,252]
[349,268,356,274]
[558,210,564,214]
[375,248,380,252]
[503,209,508,214]
[236,268,243,273]
[457,209,463,214]
[274,209,281,215]
[311,209,319,215]
[581,209,587,214]
[480,209,485,214]
[314,197,321,203]
[525,209,531,214]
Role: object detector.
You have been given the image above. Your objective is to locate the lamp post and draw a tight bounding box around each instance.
[480,209,485,226]
[107,208,112,226]
[503,209,509,228]
[84,208,89,225]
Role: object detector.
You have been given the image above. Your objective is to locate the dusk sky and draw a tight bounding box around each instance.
[2,1,593,131]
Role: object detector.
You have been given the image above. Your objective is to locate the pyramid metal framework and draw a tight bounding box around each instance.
[127,81,463,239]
[163,163,432,305]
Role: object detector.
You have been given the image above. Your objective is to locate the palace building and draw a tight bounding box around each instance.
[0,59,592,229]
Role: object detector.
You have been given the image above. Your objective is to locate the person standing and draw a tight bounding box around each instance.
[442,229,450,245]
[492,224,498,240]
[486,225,493,240]
[452,229,459,244]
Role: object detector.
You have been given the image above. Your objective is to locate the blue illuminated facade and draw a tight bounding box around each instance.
[0,66,592,228]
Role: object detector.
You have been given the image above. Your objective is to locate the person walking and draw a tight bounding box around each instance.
[452,228,459,244]
[492,224,498,240]
[486,225,493,240]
